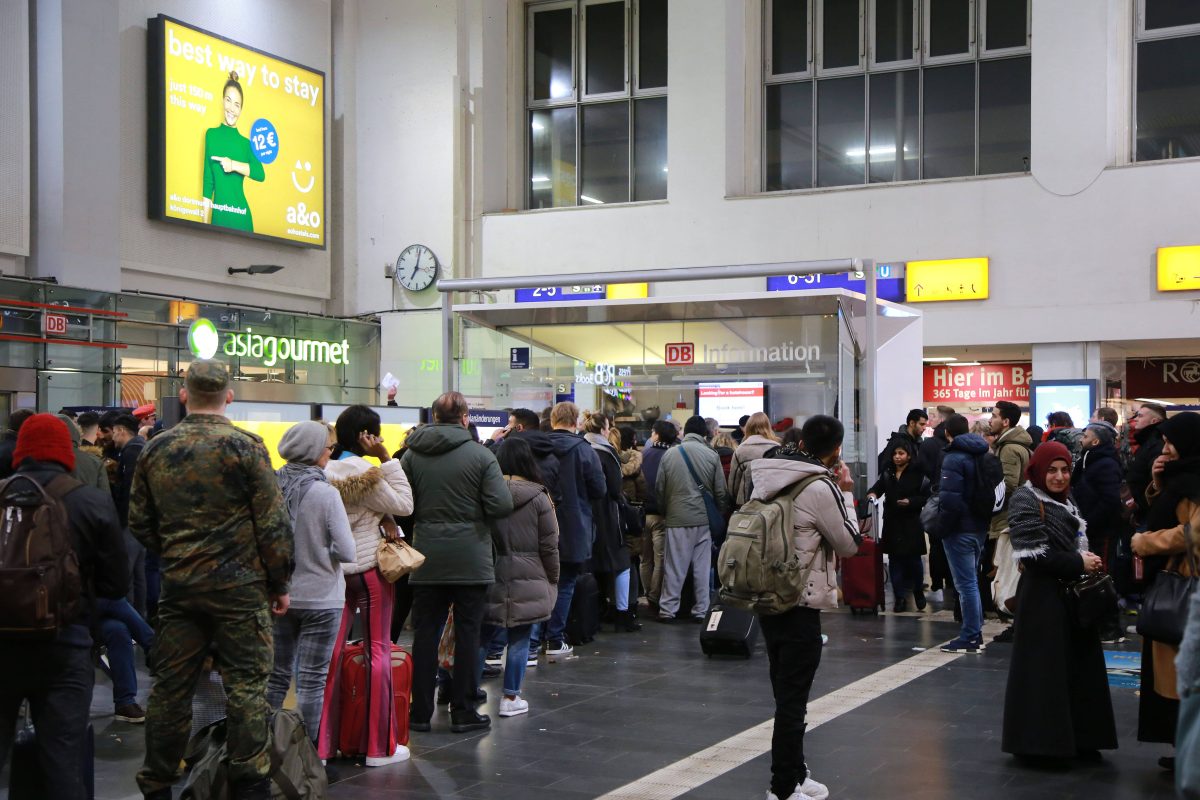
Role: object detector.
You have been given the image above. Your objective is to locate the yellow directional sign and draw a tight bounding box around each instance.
[607,283,649,300]
[1157,246,1200,291]
[905,258,989,303]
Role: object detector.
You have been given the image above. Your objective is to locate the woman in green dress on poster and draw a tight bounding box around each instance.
[202,71,264,232]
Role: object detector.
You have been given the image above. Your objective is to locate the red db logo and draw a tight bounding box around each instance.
[665,342,694,366]
[43,313,68,336]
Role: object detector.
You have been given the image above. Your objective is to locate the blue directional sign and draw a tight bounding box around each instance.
[766,264,905,302]
[510,347,530,370]
[515,285,607,303]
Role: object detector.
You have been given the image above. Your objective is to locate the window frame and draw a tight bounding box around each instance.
[580,0,630,102]
[868,0,919,70]
[1136,0,1200,40]
[525,0,667,209]
[815,0,867,76]
[765,0,814,82]
[632,0,668,95]
[979,0,1031,57]
[526,0,578,110]
[921,0,977,65]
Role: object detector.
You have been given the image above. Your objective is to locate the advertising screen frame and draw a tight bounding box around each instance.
[1028,379,1098,431]
[695,381,769,427]
[146,14,327,250]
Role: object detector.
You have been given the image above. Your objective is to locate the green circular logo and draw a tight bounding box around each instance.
[188,318,219,360]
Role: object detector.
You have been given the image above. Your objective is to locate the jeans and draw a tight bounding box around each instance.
[477,624,533,697]
[758,606,823,799]
[96,597,156,706]
[888,555,925,603]
[411,584,489,722]
[943,531,986,641]
[0,642,95,800]
[267,607,342,743]
[614,568,631,612]
[546,561,583,645]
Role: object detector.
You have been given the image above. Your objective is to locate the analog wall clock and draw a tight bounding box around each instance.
[395,244,440,291]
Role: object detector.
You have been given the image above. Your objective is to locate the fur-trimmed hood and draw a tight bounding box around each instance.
[328,463,385,506]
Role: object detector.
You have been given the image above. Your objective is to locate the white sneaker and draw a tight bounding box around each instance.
[799,775,829,800]
[499,697,529,717]
[484,654,503,668]
[928,589,944,603]
[765,790,814,800]
[365,744,411,767]
[526,653,539,668]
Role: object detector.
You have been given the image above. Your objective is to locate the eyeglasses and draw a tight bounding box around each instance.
[326,444,335,452]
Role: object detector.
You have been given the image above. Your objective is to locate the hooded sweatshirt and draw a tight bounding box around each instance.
[729,434,779,506]
[749,456,860,610]
[400,423,513,584]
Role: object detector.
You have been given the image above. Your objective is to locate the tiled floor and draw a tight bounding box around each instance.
[11,607,1176,800]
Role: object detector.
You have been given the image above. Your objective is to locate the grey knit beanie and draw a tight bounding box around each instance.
[278,420,331,464]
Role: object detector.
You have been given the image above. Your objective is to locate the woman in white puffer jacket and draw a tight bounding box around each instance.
[316,406,413,767]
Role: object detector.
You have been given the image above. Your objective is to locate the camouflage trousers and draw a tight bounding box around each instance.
[136,582,274,794]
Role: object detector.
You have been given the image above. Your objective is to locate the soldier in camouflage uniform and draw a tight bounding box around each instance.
[130,360,294,800]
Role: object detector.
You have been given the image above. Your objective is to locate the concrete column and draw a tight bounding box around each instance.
[31,0,121,290]
[1031,342,1104,383]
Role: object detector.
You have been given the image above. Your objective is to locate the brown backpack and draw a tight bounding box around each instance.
[0,474,84,638]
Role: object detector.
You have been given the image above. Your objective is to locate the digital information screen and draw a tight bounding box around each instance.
[1030,380,1097,431]
[697,382,766,427]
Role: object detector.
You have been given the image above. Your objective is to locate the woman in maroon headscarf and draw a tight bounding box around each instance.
[1001,441,1117,762]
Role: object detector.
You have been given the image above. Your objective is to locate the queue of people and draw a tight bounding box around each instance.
[5,376,1200,799]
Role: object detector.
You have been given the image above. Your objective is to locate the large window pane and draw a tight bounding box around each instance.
[874,0,914,63]
[869,69,919,182]
[985,0,1027,50]
[822,0,862,69]
[638,0,668,88]
[979,56,1030,174]
[1137,36,1200,161]
[928,0,971,58]
[530,108,577,208]
[1145,0,1200,30]
[766,82,814,190]
[585,2,625,96]
[816,76,865,187]
[532,8,574,101]
[581,102,630,204]
[922,63,975,177]
[772,0,810,74]
[633,97,668,200]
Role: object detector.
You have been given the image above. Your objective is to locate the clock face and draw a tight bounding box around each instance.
[396,245,440,291]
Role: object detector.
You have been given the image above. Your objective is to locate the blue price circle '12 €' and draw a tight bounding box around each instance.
[250,119,279,164]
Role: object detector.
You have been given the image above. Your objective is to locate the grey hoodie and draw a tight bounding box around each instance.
[749,458,861,610]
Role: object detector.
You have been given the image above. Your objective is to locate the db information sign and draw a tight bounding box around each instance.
[665,343,694,366]
[42,313,69,336]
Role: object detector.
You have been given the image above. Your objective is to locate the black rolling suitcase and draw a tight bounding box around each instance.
[699,604,759,658]
[565,572,601,645]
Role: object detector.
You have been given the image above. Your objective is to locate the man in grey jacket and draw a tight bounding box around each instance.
[749,415,859,800]
[654,415,730,622]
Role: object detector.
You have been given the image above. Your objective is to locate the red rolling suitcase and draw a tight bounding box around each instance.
[338,641,413,754]
[842,534,886,614]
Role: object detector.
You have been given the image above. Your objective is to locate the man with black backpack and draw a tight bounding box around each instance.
[935,414,1003,654]
[0,414,129,799]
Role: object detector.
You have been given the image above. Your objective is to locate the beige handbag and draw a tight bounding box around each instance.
[376,517,424,582]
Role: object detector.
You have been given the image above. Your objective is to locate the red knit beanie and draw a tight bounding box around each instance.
[13,413,75,471]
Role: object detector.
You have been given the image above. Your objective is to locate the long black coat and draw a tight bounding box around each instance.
[866,463,929,556]
[1072,443,1123,546]
[1002,493,1118,757]
[589,440,630,574]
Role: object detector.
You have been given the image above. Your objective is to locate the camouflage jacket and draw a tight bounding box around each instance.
[129,413,293,595]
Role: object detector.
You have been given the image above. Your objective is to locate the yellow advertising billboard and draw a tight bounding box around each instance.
[904,258,990,303]
[1157,246,1200,292]
[148,16,325,248]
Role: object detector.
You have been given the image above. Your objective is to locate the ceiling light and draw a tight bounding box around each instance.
[954,361,982,367]
[580,194,604,204]
[531,175,551,184]
[531,120,545,132]
[1135,397,1177,405]
[922,357,958,362]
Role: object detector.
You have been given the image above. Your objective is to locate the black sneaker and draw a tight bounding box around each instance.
[450,709,491,733]
[115,703,146,723]
[409,720,432,732]
[992,626,1015,644]
[941,637,984,654]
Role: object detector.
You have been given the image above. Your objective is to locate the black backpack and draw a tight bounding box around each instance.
[969,452,1005,520]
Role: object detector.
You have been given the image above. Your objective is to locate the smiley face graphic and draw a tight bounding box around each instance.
[291,160,315,193]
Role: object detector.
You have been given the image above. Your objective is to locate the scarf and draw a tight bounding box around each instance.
[1146,412,1200,531]
[277,462,328,524]
[1009,483,1088,562]
[1025,441,1073,503]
